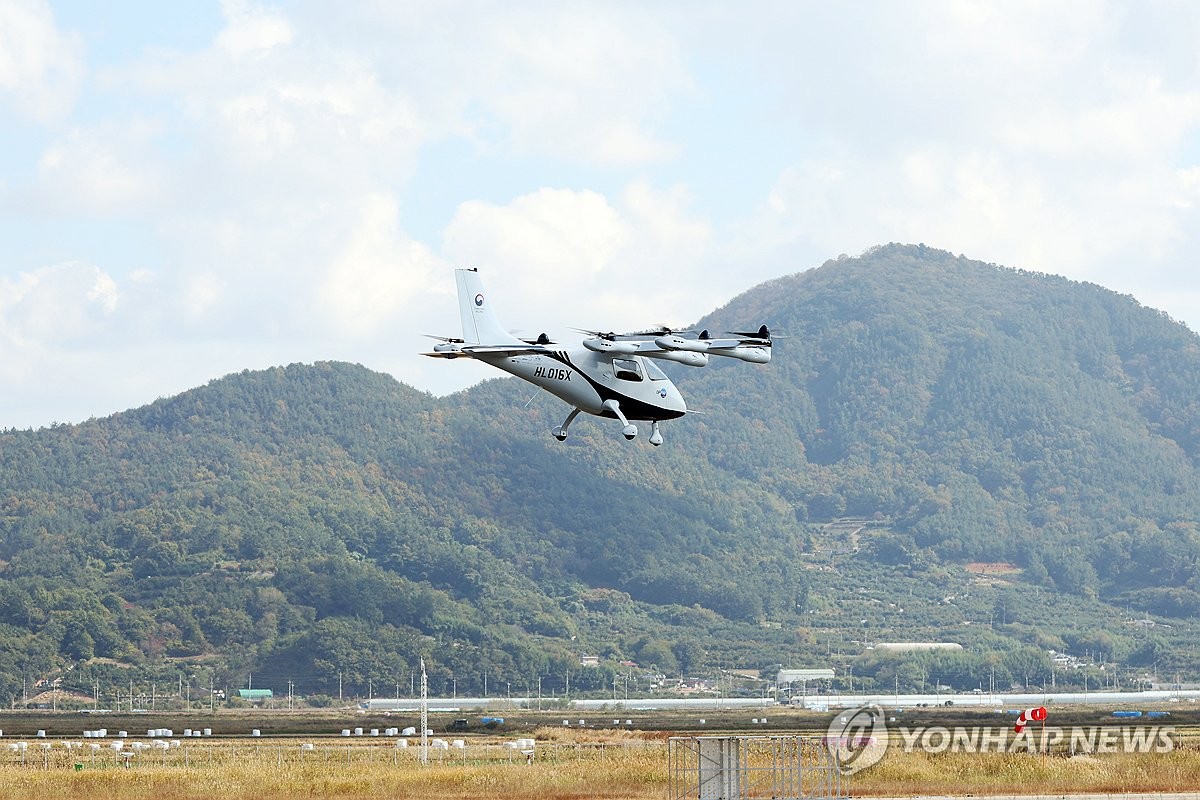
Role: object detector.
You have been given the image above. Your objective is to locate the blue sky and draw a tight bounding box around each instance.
[2,0,1200,429]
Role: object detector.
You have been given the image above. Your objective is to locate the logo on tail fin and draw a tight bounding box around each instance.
[475,294,484,307]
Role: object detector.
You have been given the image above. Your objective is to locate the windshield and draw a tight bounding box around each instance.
[643,359,668,381]
[613,358,643,382]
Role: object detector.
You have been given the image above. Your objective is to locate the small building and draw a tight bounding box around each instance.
[873,642,963,653]
[579,656,600,667]
[777,669,835,684]
[777,668,836,702]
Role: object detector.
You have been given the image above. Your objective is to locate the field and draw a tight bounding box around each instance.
[0,709,1197,798]
[0,728,666,800]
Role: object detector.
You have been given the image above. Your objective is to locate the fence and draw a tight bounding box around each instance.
[668,735,848,800]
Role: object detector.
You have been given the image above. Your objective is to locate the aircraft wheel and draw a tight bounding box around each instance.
[622,424,638,440]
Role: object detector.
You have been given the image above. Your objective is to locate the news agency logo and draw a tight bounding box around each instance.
[825,704,888,775]
[894,724,1176,756]
[825,704,1177,776]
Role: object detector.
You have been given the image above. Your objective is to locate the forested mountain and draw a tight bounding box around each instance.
[2,243,1199,705]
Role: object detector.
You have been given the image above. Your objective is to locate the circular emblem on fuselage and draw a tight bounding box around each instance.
[658,388,668,398]
[474,293,485,307]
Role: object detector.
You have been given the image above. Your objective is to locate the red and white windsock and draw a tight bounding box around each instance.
[1013,706,1047,733]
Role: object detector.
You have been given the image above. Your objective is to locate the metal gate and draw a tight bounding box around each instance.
[668,735,848,800]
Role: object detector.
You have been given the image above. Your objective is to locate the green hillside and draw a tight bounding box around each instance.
[2,243,1199,706]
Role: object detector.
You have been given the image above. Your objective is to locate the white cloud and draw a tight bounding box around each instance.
[321,193,444,337]
[623,180,710,261]
[216,0,293,60]
[996,71,1200,161]
[446,189,627,280]
[32,122,163,214]
[0,0,82,123]
[441,182,715,336]
[182,273,225,322]
[348,3,689,165]
[199,55,423,179]
[482,10,686,164]
[731,0,1200,295]
[0,262,119,344]
[756,141,1200,284]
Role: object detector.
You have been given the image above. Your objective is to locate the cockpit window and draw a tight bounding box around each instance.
[613,358,643,382]
[644,359,668,381]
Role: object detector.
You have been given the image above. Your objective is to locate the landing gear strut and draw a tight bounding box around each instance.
[552,408,581,442]
[552,403,662,444]
[602,399,638,440]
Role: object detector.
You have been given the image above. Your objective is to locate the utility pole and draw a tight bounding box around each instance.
[338,671,343,703]
[419,659,429,766]
[288,680,294,710]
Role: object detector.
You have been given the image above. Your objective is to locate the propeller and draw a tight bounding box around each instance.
[423,334,465,343]
[726,325,772,340]
[571,327,620,341]
[573,325,692,340]
[625,324,686,337]
[519,332,554,345]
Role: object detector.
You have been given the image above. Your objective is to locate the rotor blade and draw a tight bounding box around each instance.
[623,324,694,337]
[575,325,696,340]
[725,324,772,340]
[571,327,618,340]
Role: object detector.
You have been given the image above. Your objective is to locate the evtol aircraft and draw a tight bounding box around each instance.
[422,269,772,445]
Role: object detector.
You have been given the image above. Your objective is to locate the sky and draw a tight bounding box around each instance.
[2,0,1200,430]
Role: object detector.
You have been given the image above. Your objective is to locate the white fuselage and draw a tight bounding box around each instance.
[477,348,687,422]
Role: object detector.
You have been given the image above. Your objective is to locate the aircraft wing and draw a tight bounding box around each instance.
[612,331,771,365]
[627,336,765,352]
[422,344,550,359]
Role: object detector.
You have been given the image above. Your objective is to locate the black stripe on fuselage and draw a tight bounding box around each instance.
[547,352,685,421]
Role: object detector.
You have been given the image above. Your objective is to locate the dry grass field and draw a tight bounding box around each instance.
[852,748,1200,796]
[0,729,668,800]
[0,726,1197,798]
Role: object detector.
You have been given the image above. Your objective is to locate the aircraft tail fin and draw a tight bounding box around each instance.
[456,269,525,345]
